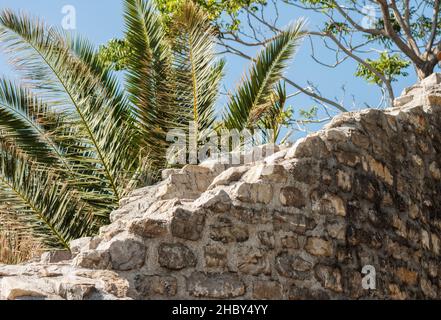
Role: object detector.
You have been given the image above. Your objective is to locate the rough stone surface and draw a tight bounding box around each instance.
[158,243,197,270]
[1,78,441,299]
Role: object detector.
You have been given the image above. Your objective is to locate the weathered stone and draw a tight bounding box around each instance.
[288,286,330,300]
[128,217,168,238]
[97,233,146,271]
[421,229,430,250]
[170,208,205,241]
[73,250,110,270]
[134,275,177,298]
[314,265,343,293]
[204,245,228,268]
[158,243,196,270]
[280,233,300,249]
[70,237,92,256]
[388,283,407,300]
[351,131,370,149]
[259,164,288,182]
[210,216,249,243]
[287,158,321,184]
[279,186,306,207]
[186,272,245,298]
[275,252,313,279]
[0,277,61,300]
[61,283,98,300]
[257,231,275,249]
[314,194,346,216]
[305,238,333,257]
[420,279,438,299]
[253,281,283,300]
[2,77,441,301]
[337,170,352,192]
[395,267,418,286]
[209,166,249,188]
[287,134,329,158]
[40,250,72,264]
[193,189,231,212]
[236,247,271,275]
[429,161,441,180]
[431,233,440,254]
[273,213,317,234]
[336,151,360,167]
[235,182,274,204]
[363,155,394,185]
[326,219,346,240]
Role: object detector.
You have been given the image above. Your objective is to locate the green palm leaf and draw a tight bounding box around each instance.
[0,10,137,203]
[123,0,177,168]
[0,140,96,249]
[223,20,306,132]
[0,78,69,166]
[171,2,225,141]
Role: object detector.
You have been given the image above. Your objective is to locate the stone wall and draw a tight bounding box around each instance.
[1,75,441,300]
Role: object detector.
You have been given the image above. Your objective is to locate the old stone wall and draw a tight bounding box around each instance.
[1,75,441,300]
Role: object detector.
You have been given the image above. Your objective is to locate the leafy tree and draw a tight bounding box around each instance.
[134,0,441,110]
[0,0,305,250]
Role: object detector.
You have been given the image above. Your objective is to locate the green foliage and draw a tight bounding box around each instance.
[258,82,294,143]
[365,16,402,49]
[411,15,441,40]
[299,105,318,120]
[98,39,134,71]
[155,0,267,31]
[298,0,335,8]
[355,52,411,85]
[171,2,225,141]
[0,0,305,249]
[324,22,350,35]
[223,20,306,133]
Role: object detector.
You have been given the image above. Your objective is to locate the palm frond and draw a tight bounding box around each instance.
[123,0,177,168]
[0,78,69,166]
[256,81,290,143]
[171,1,225,141]
[0,140,96,248]
[0,10,137,202]
[223,19,306,132]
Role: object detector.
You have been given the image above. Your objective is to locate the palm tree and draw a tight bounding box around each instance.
[0,0,305,251]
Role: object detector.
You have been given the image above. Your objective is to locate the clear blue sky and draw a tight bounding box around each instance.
[0,0,423,140]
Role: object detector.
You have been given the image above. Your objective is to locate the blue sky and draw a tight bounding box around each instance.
[0,0,424,140]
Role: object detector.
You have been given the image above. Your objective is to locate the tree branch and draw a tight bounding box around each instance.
[217,39,348,112]
[376,0,425,66]
[322,31,395,102]
[330,0,384,36]
[389,0,420,54]
[426,0,440,56]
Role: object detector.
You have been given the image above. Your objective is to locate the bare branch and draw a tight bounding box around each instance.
[426,0,440,56]
[389,0,421,54]
[320,31,395,102]
[376,0,425,66]
[330,0,384,36]
[217,38,348,113]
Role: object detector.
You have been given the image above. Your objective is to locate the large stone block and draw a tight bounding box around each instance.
[210,216,249,243]
[170,208,206,241]
[186,272,246,298]
[158,243,197,270]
